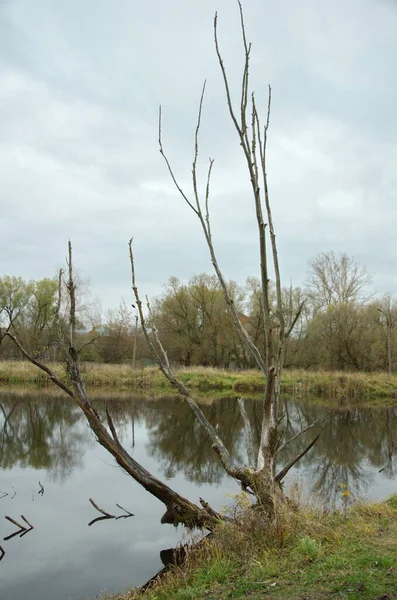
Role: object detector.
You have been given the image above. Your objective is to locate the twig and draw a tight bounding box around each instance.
[0,491,8,500]
[38,481,44,496]
[88,516,113,527]
[4,514,33,540]
[5,516,27,531]
[0,546,5,561]
[3,331,74,398]
[116,504,134,517]
[89,498,115,518]
[21,515,34,529]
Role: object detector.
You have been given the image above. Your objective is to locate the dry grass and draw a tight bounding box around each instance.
[107,494,397,600]
[1,361,397,401]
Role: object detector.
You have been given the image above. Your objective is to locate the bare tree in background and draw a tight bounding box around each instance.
[3,2,318,525]
[306,251,372,313]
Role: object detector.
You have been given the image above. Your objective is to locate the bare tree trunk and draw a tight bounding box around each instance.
[155,1,314,514]
[5,2,318,526]
[5,243,220,530]
[132,314,138,369]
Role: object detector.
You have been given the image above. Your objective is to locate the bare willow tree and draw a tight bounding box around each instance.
[3,2,318,527]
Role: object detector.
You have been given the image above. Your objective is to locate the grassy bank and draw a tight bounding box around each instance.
[110,495,397,600]
[1,361,397,400]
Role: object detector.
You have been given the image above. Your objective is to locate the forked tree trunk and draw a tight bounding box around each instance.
[3,2,319,529]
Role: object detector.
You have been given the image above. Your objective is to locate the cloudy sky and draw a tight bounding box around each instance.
[1,0,396,311]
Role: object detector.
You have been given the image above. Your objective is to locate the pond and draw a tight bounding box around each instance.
[0,390,396,600]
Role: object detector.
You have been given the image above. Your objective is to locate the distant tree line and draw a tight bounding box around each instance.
[1,251,396,373]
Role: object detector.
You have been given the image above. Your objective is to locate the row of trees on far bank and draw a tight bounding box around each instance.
[1,251,396,373]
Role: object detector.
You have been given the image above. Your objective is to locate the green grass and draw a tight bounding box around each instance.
[108,495,397,600]
[1,361,397,402]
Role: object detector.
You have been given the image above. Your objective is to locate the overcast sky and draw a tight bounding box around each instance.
[1,0,396,311]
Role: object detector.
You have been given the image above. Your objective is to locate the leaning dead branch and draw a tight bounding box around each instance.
[6,242,222,530]
[275,433,321,484]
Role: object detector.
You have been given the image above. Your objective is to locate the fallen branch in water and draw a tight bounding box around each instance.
[115,504,134,519]
[89,497,115,518]
[5,516,26,530]
[88,498,134,526]
[4,514,34,541]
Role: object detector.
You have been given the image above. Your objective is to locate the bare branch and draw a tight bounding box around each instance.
[276,420,319,456]
[275,433,321,483]
[106,406,121,446]
[192,81,207,217]
[5,516,27,531]
[20,515,34,529]
[116,504,134,518]
[214,12,241,137]
[158,106,199,216]
[129,239,247,482]
[89,497,115,518]
[238,0,251,136]
[286,300,305,340]
[204,158,215,235]
[238,398,255,467]
[3,331,74,398]
[79,335,100,353]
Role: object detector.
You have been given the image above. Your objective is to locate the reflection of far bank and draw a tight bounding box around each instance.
[0,390,395,502]
[0,391,87,482]
[277,400,397,504]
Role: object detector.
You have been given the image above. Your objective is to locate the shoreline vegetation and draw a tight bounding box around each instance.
[1,361,397,402]
[109,495,397,600]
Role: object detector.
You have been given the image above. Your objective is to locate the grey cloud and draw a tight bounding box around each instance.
[1,0,397,311]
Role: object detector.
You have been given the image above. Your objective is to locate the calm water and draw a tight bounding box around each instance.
[0,390,396,599]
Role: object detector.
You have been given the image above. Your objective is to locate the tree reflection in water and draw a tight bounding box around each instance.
[0,391,86,482]
[0,391,395,503]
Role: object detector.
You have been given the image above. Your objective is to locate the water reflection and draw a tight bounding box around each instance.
[0,393,85,481]
[0,389,395,599]
[0,391,396,502]
[277,401,396,502]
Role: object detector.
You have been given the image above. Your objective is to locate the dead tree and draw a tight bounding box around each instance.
[138,1,316,512]
[4,243,220,530]
[5,2,317,526]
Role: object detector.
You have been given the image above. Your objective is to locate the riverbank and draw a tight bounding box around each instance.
[110,495,397,600]
[1,361,397,401]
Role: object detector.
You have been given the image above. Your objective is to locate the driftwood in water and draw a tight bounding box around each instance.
[4,514,34,541]
[88,497,135,526]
